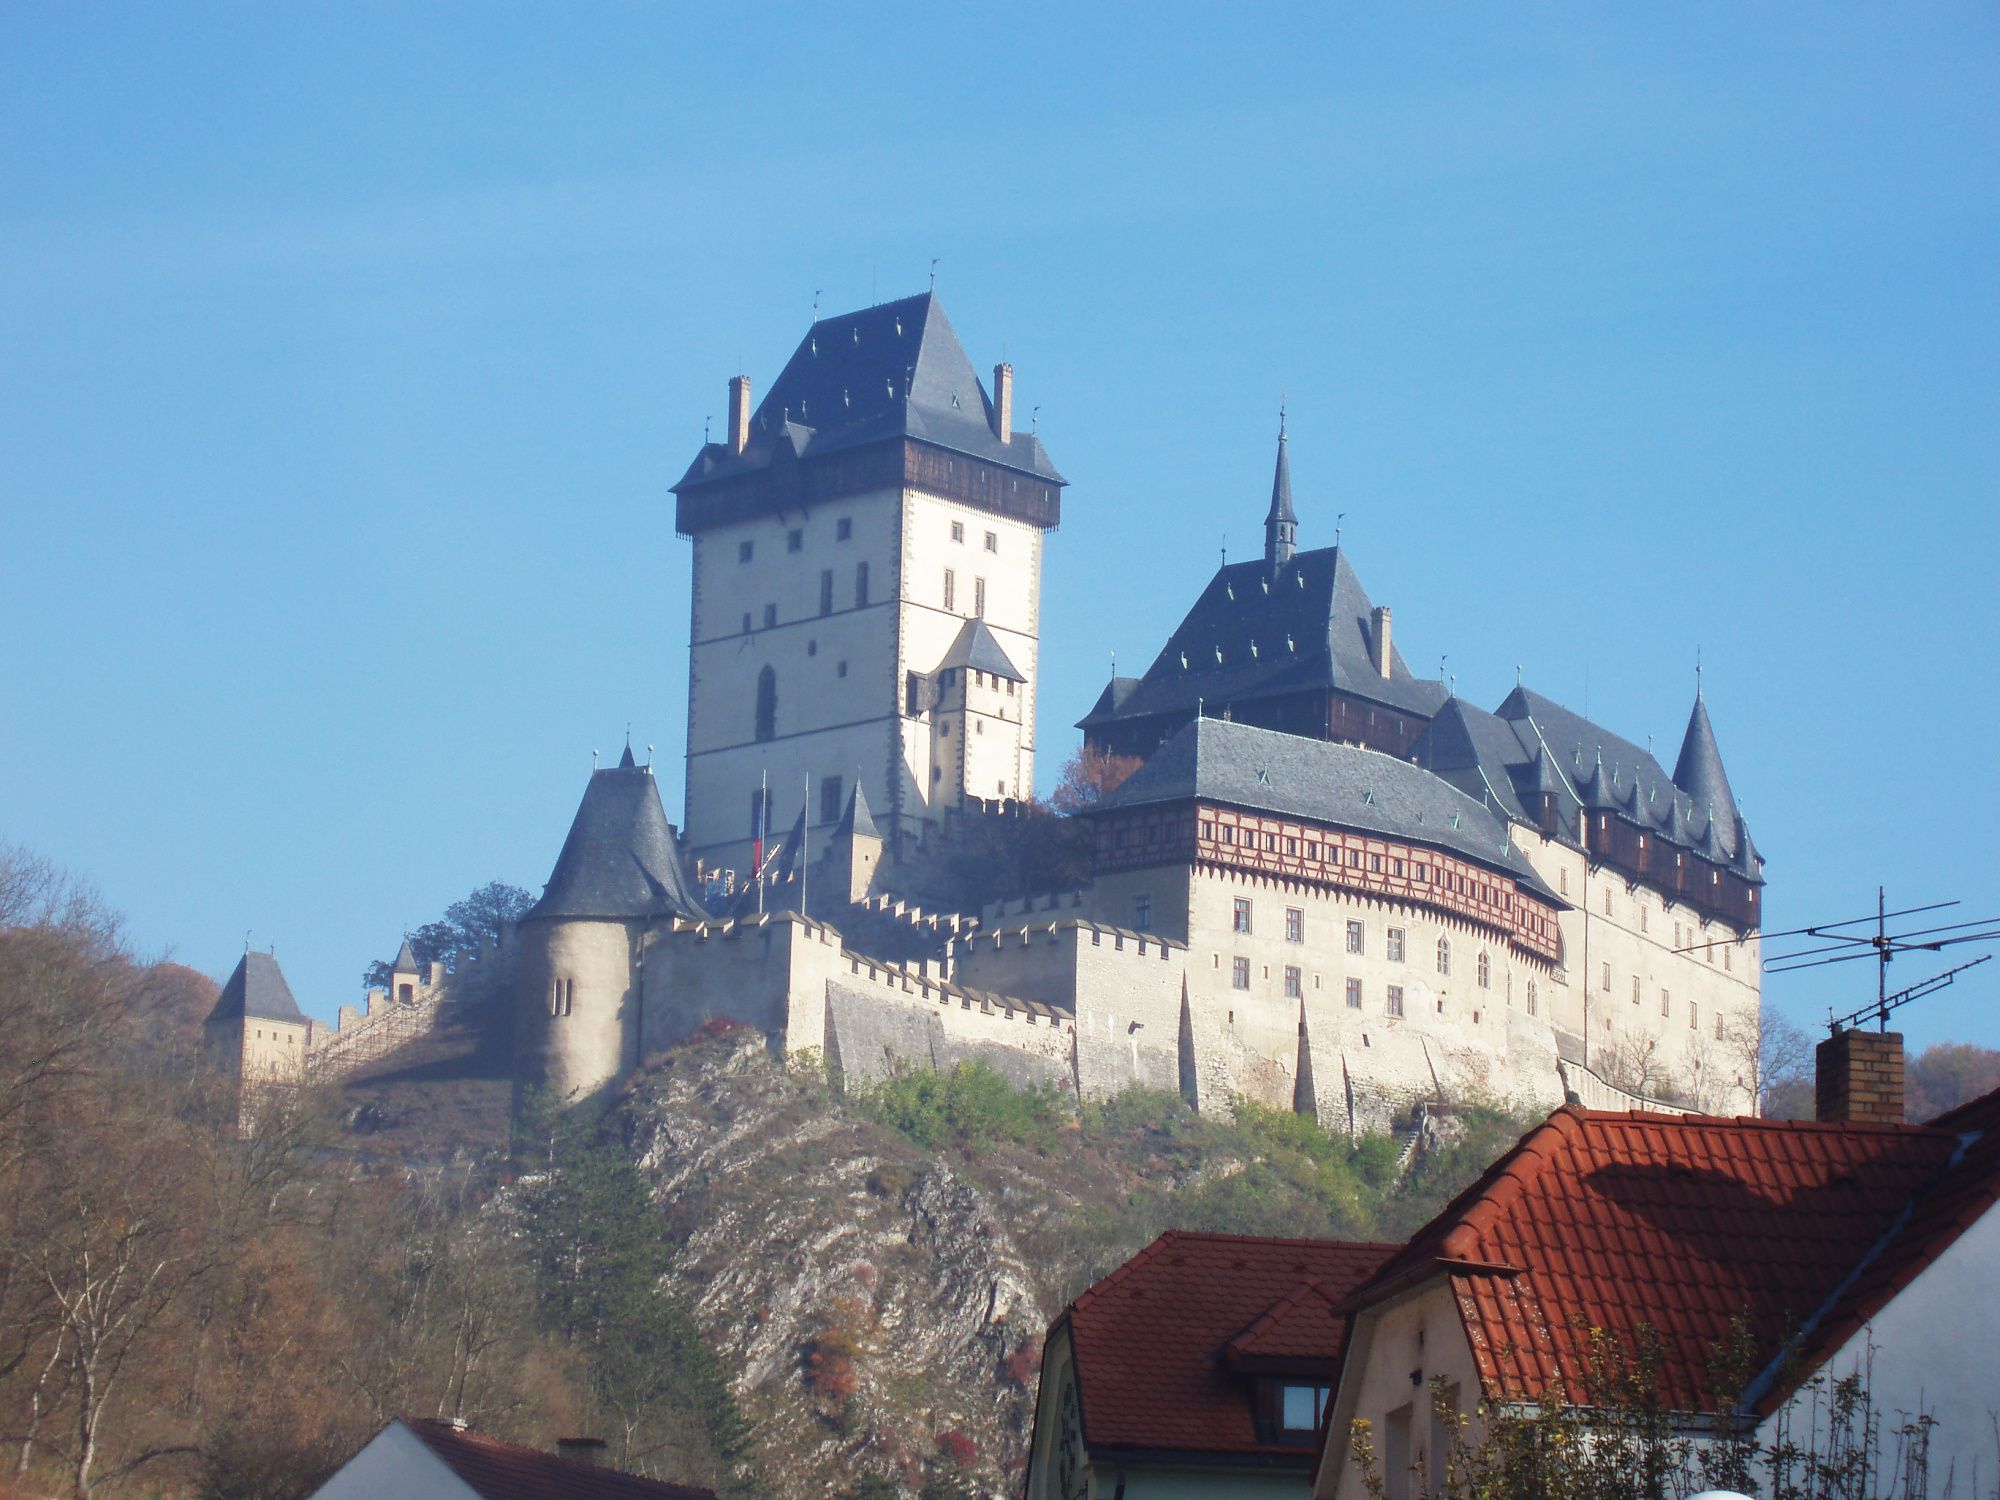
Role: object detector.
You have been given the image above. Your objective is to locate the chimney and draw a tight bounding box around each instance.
[1370,606,1393,679]
[727,375,751,456]
[1815,1027,1905,1125]
[992,362,1013,445]
[557,1437,608,1468]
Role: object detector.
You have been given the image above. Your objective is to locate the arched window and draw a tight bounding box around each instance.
[1527,981,1538,1016]
[1436,937,1451,976]
[755,666,777,742]
[1477,950,1490,989]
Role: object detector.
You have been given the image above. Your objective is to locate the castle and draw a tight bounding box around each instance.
[207,292,1766,1136]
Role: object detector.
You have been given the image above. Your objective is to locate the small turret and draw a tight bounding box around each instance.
[389,937,423,1003]
[828,781,886,904]
[1264,413,1297,571]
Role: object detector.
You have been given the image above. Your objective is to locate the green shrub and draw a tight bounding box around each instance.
[855,1061,1069,1153]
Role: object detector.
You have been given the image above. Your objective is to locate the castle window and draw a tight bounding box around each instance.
[943,569,956,611]
[1715,1013,1726,1040]
[821,776,843,825]
[1285,908,1303,943]
[1477,951,1490,989]
[1602,962,1612,992]
[1345,978,1362,1009]
[940,722,950,737]
[1639,904,1648,934]
[807,639,817,657]
[1233,899,1253,935]
[1436,938,1450,976]
[984,530,997,552]
[1386,985,1405,1018]
[1605,888,1614,916]
[787,528,803,553]
[738,540,754,563]
[1134,894,1152,931]
[1724,943,1733,972]
[837,517,852,541]
[1633,975,1641,1005]
[1232,957,1250,990]
[1370,853,1382,873]
[1386,927,1405,962]
[1661,988,1671,1017]
[741,612,752,634]
[1690,1000,1698,1030]
[763,603,777,629]
[951,521,964,543]
[1560,868,1569,895]
[1223,826,1236,845]
[837,661,848,678]
[1201,821,1214,840]
[974,577,986,618]
[1263,832,1275,852]
[1526,982,1538,1016]
[856,562,870,607]
[1346,921,1365,955]
[1284,966,1302,999]
[820,570,834,616]
[754,666,777,741]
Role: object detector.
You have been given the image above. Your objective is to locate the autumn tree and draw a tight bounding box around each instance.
[1048,744,1142,815]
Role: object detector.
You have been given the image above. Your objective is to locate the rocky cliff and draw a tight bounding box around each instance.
[605,1027,1530,1500]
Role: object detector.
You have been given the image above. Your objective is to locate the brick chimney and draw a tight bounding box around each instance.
[727,375,751,456]
[992,362,1013,445]
[557,1437,607,1467]
[1370,606,1393,679]
[1815,1028,1905,1125]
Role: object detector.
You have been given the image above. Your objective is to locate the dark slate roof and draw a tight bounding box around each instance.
[406,1418,717,1499]
[1082,676,1142,723]
[390,938,421,974]
[938,617,1025,682]
[1079,545,1447,729]
[207,951,307,1026]
[1266,426,1296,527]
[1092,717,1558,898]
[1672,693,1742,852]
[835,781,879,840]
[525,765,707,923]
[1410,686,1762,880]
[673,293,1064,493]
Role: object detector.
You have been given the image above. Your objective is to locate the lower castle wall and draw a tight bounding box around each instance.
[517,916,642,1105]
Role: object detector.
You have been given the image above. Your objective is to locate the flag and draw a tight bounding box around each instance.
[752,773,768,876]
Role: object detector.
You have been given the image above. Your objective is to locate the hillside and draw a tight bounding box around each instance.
[605,1027,1531,1499]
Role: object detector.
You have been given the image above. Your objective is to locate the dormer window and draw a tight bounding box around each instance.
[1282,1384,1330,1434]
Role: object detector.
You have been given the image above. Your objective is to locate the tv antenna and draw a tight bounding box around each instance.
[1723,886,1999,1027]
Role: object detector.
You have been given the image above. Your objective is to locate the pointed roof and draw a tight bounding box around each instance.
[206,951,307,1026]
[617,740,637,770]
[390,937,421,975]
[1334,1092,2000,1419]
[1059,1231,1396,1458]
[1265,420,1296,528]
[525,763,706,923]
[1672,691,1741,855]
[835,781,879,840]
[937,617,1025,682]
[1078,544,1447,731]
[673,293,1065,499]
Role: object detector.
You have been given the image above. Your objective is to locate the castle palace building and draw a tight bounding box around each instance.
[672,293,1065,879]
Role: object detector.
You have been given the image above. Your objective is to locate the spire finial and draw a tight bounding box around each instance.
[1335,511,1345,546]
[929,257,939,292]
[1279,392,1287,441]
[812,288,821,322]
[1695,645,1704,700]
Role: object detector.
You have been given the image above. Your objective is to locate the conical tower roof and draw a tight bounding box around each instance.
[526,762,706,922]
[1264,416,1297,569]
[391,937,421,974]
[1672,692,1741,856]
[836,781,880,840]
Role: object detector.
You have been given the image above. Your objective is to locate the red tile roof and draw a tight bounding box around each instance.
[1342,1093,2000,1415]
[1065,1231,1397,1456]
[407,1420,718,1499]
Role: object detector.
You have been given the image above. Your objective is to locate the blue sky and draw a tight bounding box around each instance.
[3,5,1995,1050]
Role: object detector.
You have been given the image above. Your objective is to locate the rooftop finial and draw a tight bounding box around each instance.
[812,288,821,322]
[930,257,939,292]
[1696,645,1704,700]
[1335,510,1345,547]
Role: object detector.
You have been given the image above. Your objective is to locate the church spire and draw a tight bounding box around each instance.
[1264,407,1297,570]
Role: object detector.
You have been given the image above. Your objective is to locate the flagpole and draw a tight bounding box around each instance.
[801,773,810,920]
[757,769,767,917]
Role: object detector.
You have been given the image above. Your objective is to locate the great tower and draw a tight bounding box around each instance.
[672,294,1065,877]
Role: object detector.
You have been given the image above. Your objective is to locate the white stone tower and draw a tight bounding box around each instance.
[672,293,1066,877]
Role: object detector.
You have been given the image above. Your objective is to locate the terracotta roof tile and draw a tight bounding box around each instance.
[1345,1096,2000,1415]
[408,1420,718,1499]
[1068,1231,1396,1456]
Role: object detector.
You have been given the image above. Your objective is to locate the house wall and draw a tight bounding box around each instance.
[684,486,903,874]
[1315,1280,1484,1500]
[1517,830,1759,1113]
[1757,1203,2000,1491]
